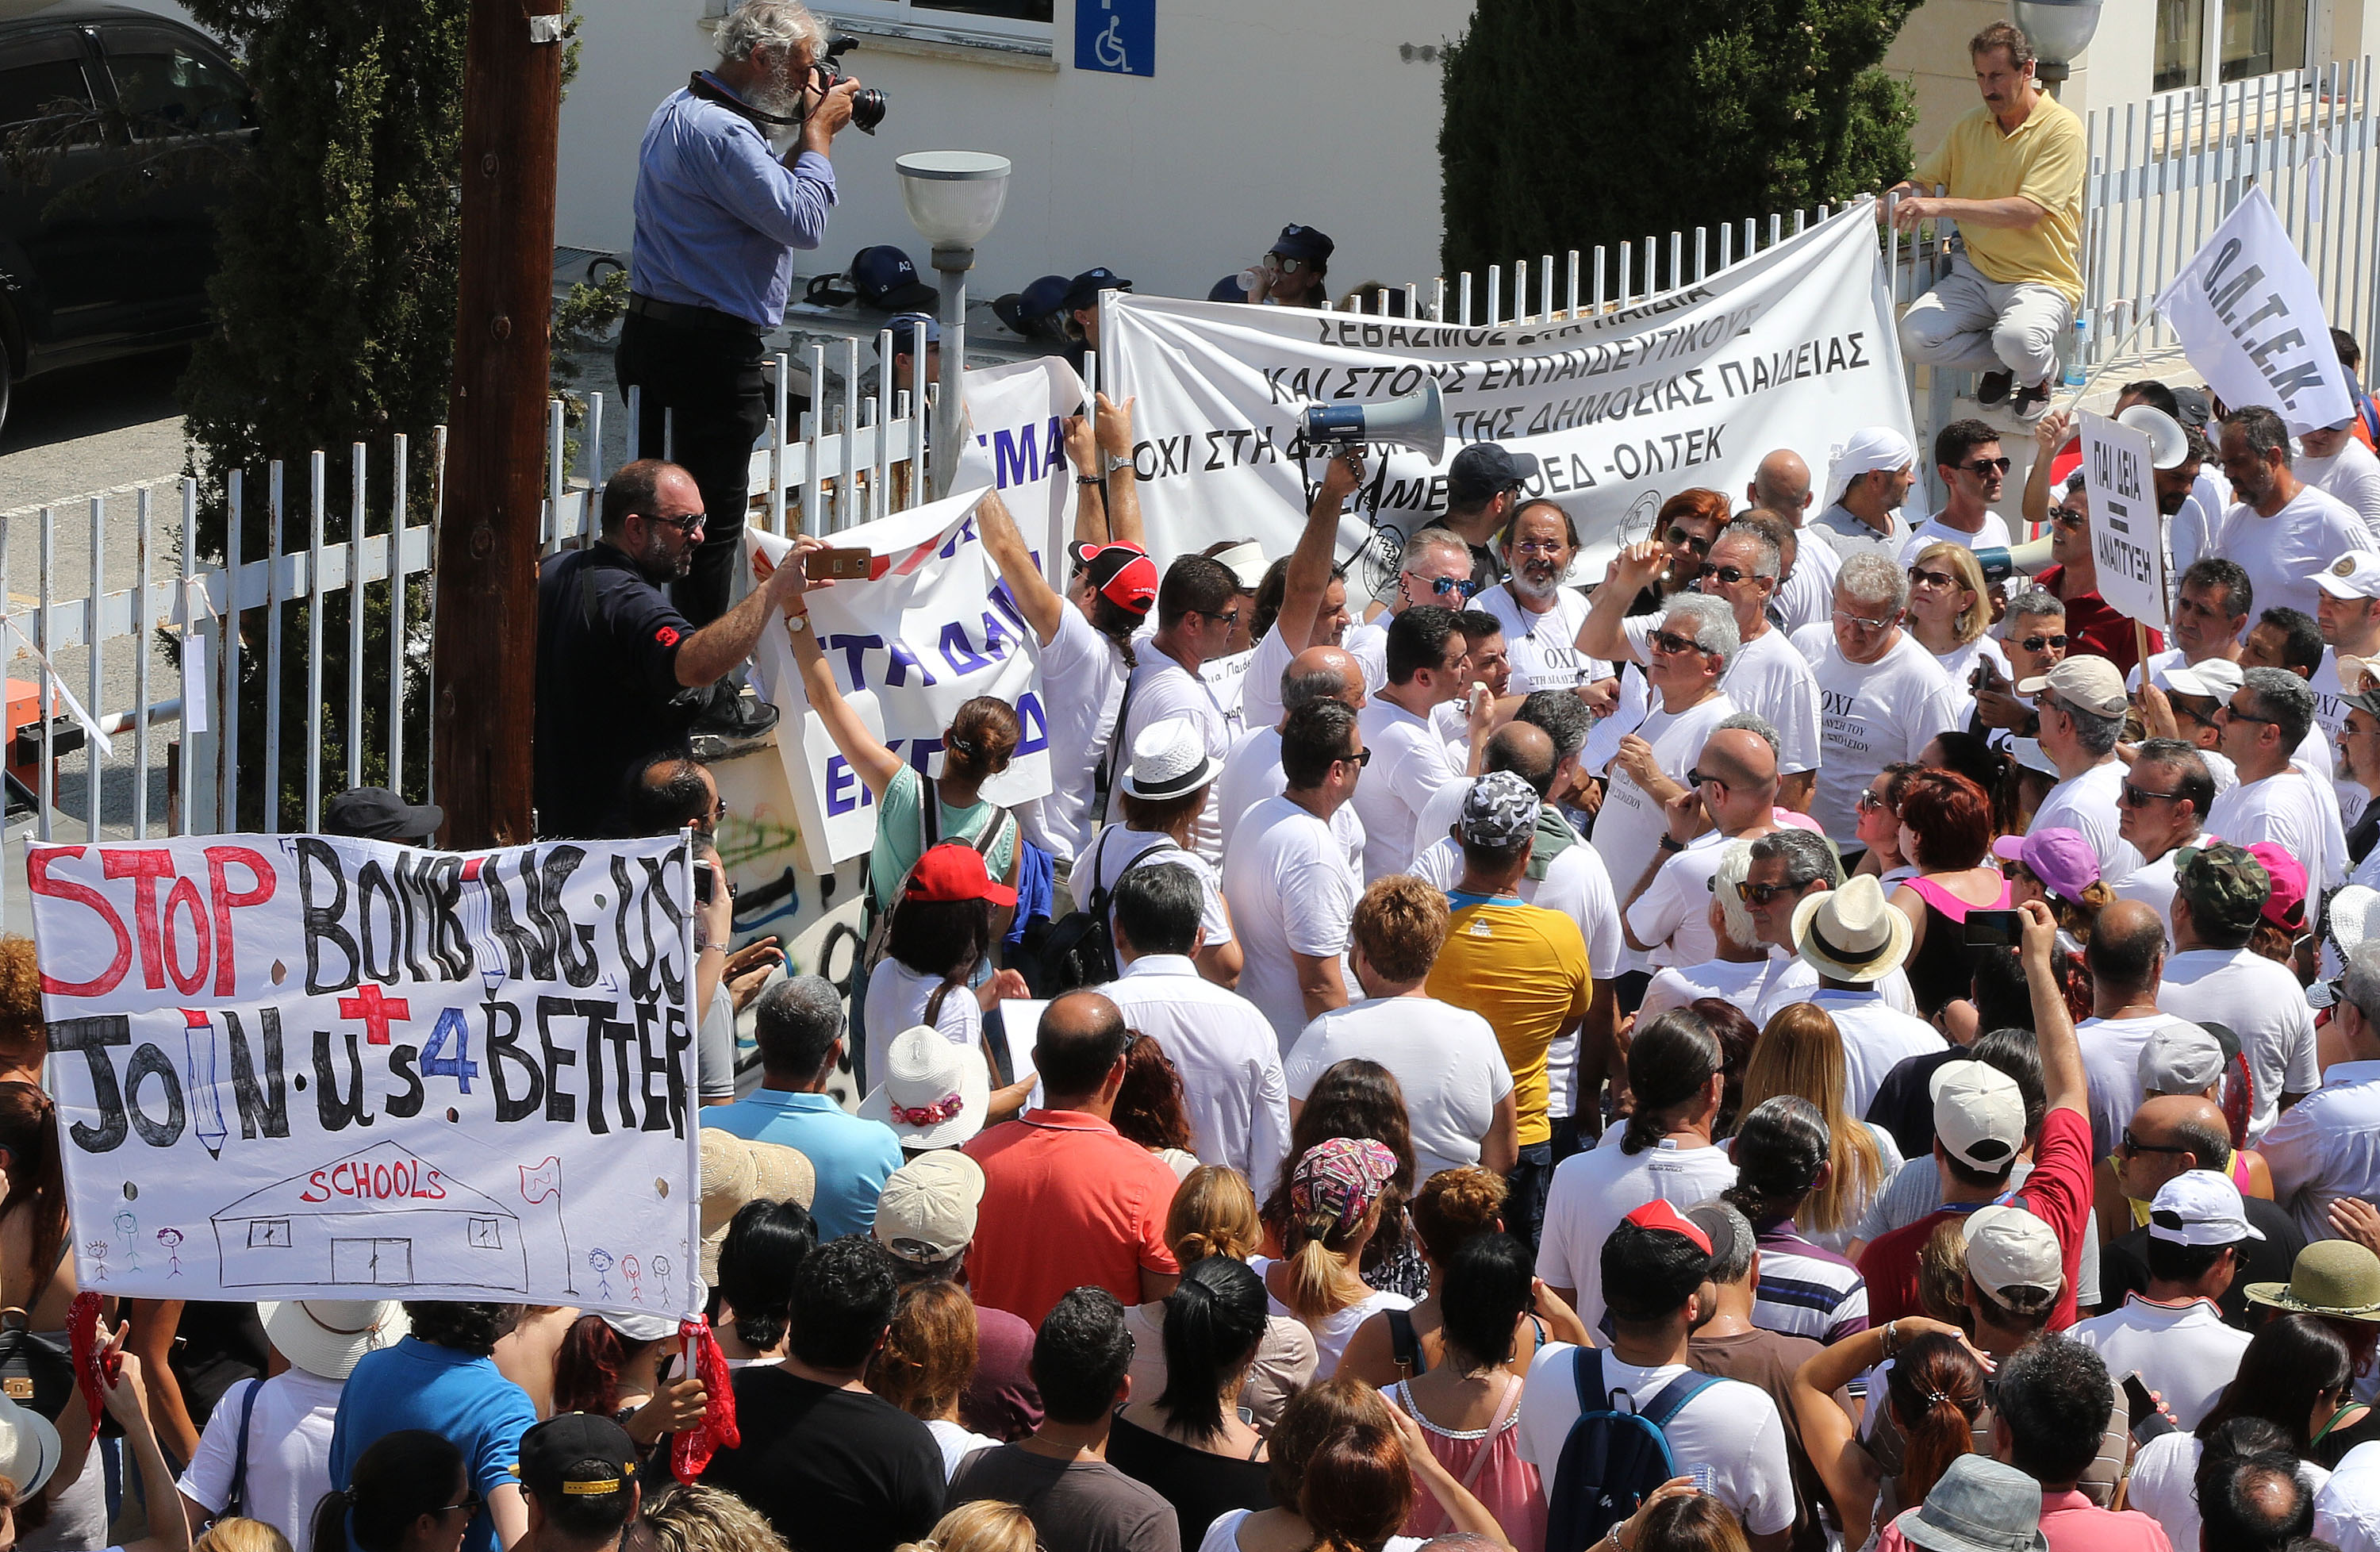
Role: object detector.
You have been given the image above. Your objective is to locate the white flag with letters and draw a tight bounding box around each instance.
[2155,187,2354,435]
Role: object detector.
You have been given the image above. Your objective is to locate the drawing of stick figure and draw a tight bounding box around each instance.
[622,1255,643,1304]
[155,1227,184,1277]
[588,1248,614,1300]
[651,1254,671,1294]
[113,1212,140,1270]
[86,1240,108,1281]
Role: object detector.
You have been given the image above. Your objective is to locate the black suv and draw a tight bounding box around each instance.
[0,0,250,433]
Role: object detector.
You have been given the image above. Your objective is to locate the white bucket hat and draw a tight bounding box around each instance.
[859,1024,992,1148]
[0,1391,59,1502]
[262,1300,410,1381]
[1791,874,1912,985]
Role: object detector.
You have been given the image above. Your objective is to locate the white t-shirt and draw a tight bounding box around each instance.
[1776,535,1838,636]
[863,955,984,1089]
[177,1370,344,1546]
[1345,616,1389,694]
[2159,946,2322,1144]
[2067,1294,2250,1430]
[1022,601,1129,865]
[1798,989,1947,1119]
[1103,955,1291,1189]
[1933,634,2011,728]
[1534,828,1626,1122]
[1721,628,1824,775]
[1068,826,1234,947]
[2205,765,2348,893]
[2077,1012,2183,1159]
[927,1418,1004,1481]
[1517,1343,1795,1538]
[2168,468,2232,581]
[1537,1137,1737,1339]
[1899,510,2013,559]
[1480,582,1608,693]
[1626,831,1730,969]
[2311,651,2370,831]
[1754,953,1918,1024]
[2111,848,2182,929]
[2030,758,2146,885]
[1285,997,1514,1181]
[1223,796,1362,1048]
[1250,1255,1412,1376]
[1200,1511,1424,1552]
[1213,726,1367,867]
[1355,695,1464,882]
[2212,482,2378,624]
[1637,957,1773,1023]
[1112,650,1242,865]
[2136,1431,2328,1552]
[1235,621,1299,736]
[2304,436,2380,529]
[1596,691,1739,977]
[1795,627,1960,844]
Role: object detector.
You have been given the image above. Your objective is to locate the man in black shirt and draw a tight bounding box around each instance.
[533,459,810,838]
[2098,1094,2303,1326]
[701,1236,945,1552]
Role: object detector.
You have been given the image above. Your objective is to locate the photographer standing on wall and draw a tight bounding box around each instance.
[617,0,866,748]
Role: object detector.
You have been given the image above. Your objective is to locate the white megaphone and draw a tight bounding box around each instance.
[1300,378,1445,463]
[1975,534,2057,586]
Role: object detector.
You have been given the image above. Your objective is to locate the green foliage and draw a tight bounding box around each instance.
[1440,0,1922,290]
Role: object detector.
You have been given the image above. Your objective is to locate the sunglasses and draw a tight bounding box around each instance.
[2051,506,2087,529]
[1202,607,1244,628]
[1664,529,1713,556]
[1411,574,1483,601]
[654,509,707,535]
[1856,788,1894,813]
[1648,629,1708,657]
[1907,567,1959,590]
[1696,563,1764,586]
[1687,768,1737,793]
[1338,746,1373,767]
[1960,456,2013,478]
[1513,540,1569,558]
[2120,1129,2195,1157]
[435,1492,486,1519]
[2015,633,2069,652]
[1267,254,1309,274]
[1833,607,1897,633]
[2217,700,2281,725]
[2120,782,2184,807]
[1736,881,1795,905]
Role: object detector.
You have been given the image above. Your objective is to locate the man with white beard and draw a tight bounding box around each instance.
[1476,498,1613,704]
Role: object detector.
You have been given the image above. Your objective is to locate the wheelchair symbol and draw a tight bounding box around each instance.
[1095,13,1129,71]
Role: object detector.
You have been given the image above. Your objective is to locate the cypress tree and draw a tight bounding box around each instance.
[1440,0,1924,292]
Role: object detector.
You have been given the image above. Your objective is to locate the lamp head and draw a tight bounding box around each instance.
[896,151,1014,263]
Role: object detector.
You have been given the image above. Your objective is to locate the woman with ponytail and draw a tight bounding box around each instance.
[1383,1234,1546,1551]
[1788,1323,1981,1549]
[713,1200,816,1365]
[1260,1060,1425,1300]
[1109,1257,1273,1543]
[1253,1139,1413,1375]
[1721,1097,1871,1344]
[307,1431,468,1552]
[1193,1377,1505,1552]
[551,1310,708,1448]
[1127,1168,1318,1434]
[1537,1011,1734,1336]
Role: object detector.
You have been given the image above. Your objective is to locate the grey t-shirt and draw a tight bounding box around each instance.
[949,1444,1182,1552]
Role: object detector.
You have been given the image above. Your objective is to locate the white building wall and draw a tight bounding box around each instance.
[555,0,1472,305]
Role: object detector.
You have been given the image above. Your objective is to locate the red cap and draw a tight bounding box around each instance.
[904,842,1019,908]
[1069,541,1159,616]
[1622,1199,1712,1254]
[2247,841,2307,931]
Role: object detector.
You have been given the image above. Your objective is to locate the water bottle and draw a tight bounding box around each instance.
[2063,314,2090,388]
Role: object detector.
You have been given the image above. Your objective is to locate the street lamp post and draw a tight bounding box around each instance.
[895,151,1013,498]
[2011,0,2104,91]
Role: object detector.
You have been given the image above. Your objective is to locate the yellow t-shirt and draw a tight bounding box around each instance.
[1426,892,1592,1147]
[1914,90,2086,305]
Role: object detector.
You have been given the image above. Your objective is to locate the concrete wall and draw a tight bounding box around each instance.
[556,0,1472,306]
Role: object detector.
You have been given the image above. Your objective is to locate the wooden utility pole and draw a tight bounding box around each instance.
[430,0,566,848]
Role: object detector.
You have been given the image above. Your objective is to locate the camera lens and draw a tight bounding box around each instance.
[850,86,887,133]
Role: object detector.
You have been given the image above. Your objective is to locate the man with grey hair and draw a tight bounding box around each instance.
[2207,665,2347,891]
[1214,643,1367,858]
[1790,550,1960,849]
[618,0,863,744]
[1598,588,1739,1001]
[1346,525,1481,693]
[1743,828,1921,1020]
[1583,521,1821,810]
[1974,585,2068,745]
[1623,727,1780,971]
[2212,403,2375,625]
[704,974,904,1239]
[1637,839,1772,1020]
[2021,655,2143,882]
[2263,942,2380,1239]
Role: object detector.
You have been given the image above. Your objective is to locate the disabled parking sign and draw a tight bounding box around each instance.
[1075,0,1152,76]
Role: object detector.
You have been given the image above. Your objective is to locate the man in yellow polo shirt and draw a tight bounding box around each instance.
[1426,770,1592,1250]
[1890,20,2086,424]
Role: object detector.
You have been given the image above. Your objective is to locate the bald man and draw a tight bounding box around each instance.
[2099,1093,2304,1328]
[2075,900,2175,1160]
[1215,643,1368,860]
[1749,448,1837,636]
[1620,725,1781,969]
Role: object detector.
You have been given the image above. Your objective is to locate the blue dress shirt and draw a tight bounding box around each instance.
[702,1088,904,1239]
[629,72,838,328]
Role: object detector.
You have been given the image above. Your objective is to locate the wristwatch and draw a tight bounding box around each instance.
[1657,833,1687,853]
[1104,452,1132,476]
[786,610,811,634]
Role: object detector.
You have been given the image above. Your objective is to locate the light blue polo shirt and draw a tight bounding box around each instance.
[702,1089,906,1239]
[328,1337,536,1552]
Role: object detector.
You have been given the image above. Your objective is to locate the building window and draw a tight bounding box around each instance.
[467,1216,505,1249]
[824,0,1053,37]
[2219,0,2307,79]
[2155,0,2204,89]
[247,1219,292,1248]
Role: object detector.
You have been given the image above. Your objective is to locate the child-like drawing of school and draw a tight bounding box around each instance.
[209,1139,529,1292]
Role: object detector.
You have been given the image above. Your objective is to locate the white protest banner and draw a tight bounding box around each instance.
[748,487,1054,869]
[2080,411,2167,633]
[1101,202,1913,586]
[29,834,702,1315]
[2155,186,2355,435]
[954,355,1088,593]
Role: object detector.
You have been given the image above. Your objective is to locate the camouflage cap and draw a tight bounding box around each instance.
[1458,770,1540,849]
[2173,842,2271,936]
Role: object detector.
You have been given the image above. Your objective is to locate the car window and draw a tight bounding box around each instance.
[0,33,101,144]
[99,27,248,138]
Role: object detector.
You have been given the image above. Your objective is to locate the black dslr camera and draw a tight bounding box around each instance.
[815,36,886,134]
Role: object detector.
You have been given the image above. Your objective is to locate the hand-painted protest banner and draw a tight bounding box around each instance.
[954,355,1088,594]
[2081,410,2168,632]
[1100,202,1914,591]
[748,486,1057,868]
[2155,186,2355,436]
[28,835,701,1315]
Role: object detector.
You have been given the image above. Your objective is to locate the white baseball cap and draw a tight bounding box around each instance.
[2155,656,2244,701]
[2316,552,2380,602]
[1930,1062,2027,1172]
[1964,1204,2064,1297]
[2148,1169,2265,1247]
[873,1150,986,1266]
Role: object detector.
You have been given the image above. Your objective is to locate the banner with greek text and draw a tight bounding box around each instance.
[955,355,1088,594]
[1100,201,1914,589]
[28,835,702,1314]
[2155,187,2355,436]
[2081,410,2168,632]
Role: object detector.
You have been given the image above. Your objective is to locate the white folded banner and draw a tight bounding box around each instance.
[2155,186,2355,436]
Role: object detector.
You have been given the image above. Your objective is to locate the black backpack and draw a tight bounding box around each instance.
[1030,828,1189,996]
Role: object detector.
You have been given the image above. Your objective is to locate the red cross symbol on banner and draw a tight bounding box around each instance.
[338,983,411,1046]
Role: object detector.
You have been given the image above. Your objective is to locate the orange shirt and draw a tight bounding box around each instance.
[962,1109,1183,1327]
